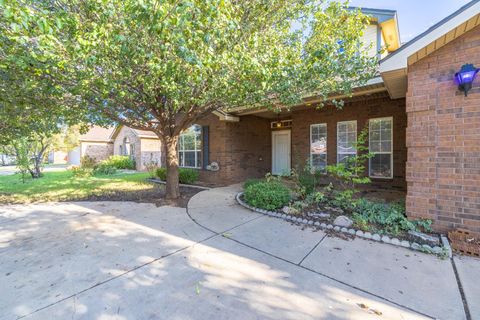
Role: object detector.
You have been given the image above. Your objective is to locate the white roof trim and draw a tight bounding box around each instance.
[379,0,480,73]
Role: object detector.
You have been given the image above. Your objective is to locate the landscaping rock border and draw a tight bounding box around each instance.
[236,192,451,258]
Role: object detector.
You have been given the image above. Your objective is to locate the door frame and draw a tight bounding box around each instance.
[271,130,291,175]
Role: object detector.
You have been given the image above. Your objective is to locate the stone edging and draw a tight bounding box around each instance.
[236,192,452,258]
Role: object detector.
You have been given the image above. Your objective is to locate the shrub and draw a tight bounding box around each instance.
[353,198,432,235]
[80,155,96,169]
[93,163,117,175]
[243,178,263,189]
[155,167,200,184]
[144,161,159,178]
[70,165,93,177]
[325,127,373,192]
[156,167,167,180]
[103,155,135,169]
[179,168,200,184]
[244,181,291,211]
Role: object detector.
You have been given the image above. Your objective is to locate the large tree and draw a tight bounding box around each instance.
[1,0,377,197]
[0,2,102,177]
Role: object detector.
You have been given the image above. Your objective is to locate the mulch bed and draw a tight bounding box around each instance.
[77,185,201,208]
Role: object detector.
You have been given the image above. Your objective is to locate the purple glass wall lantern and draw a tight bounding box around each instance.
[455,64,479,96]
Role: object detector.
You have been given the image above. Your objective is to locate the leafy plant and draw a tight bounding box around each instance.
[93,163,117,175]
[330,189,356,210]
[305,191,326,205]
[156,167,199,184]
[244,181,291,211]
[144,161,159,178]
[353,199,432,235]
[80,155,96,169]
[289,160,323,198]
[70,166,93,177]
[326,127,373,192]
[243,178,263,189]
[103,155,135,170]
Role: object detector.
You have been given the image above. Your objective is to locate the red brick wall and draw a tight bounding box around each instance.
[406,26,480,233]
[196,95,406,189]
[291,95,407,190]
[196,114,271,185]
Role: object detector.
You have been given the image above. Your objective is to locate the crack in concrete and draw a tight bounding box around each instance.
[186,194,437,319]
[451,257,472,320]
[18,203,262,319]
[16,232,219,319]
[298,233,327,266]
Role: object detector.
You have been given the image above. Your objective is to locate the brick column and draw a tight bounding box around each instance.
[406,26,480,233]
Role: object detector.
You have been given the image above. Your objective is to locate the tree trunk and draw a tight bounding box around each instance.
[163,135,180,199]
[30,155,42,178]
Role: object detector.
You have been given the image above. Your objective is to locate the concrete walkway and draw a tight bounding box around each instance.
[1,185,478,319]
[188,185,479,320]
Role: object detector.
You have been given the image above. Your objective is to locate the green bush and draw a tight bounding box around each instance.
[155,167,199,184]
[80,155,96,169]
[244,181,291,211]
[93,163,117,175]
[70,166,93,177]
[243,178,263,189]
[156,167,167,180]
[103,155,135,169]
[353,198,432,235]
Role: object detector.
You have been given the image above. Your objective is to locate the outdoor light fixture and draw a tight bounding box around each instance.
[455,64,479,96]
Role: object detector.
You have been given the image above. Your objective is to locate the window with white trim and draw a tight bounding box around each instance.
[179,124,202,168]
[310,124,327,171]
[337,121,357,164]
[369,117,393,178]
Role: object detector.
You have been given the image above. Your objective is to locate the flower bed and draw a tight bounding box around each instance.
[237,191,451,257]
[239,172,449,257]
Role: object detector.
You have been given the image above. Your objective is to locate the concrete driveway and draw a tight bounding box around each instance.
[0,186,478,320]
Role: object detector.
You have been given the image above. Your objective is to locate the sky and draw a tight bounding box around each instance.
[349,0,472,42]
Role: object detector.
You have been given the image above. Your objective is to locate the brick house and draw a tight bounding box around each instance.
[79,125,162,171]
[80,2,480,233]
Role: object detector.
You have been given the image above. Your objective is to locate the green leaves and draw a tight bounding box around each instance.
[1,0,377,140]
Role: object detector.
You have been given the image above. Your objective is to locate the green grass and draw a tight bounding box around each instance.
[0,171,155,203]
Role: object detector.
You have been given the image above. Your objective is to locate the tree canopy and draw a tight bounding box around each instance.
[0,0,378,196]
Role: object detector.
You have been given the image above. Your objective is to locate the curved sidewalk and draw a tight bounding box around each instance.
[187,185,471,320]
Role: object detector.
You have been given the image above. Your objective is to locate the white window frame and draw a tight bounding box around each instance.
[310,123,327,171]
[336,120,357,164]
[369,117,393,179]
[178,124,202,169]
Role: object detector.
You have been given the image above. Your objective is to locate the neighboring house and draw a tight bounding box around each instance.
[79,126,115,163]
[47,150,68,164]
[79,125,162,171]
[80,2,480,233]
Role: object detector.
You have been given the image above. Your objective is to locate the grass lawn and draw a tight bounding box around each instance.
[0,171,156,204]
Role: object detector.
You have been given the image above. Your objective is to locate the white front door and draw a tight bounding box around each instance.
[272,130,291,175]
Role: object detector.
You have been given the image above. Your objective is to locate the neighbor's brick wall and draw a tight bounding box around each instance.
[139,138,162,171]
[406,25,480,233]
[80,142,113,162]
[291,95,407,190]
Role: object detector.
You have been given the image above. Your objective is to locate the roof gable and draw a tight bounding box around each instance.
[379,0,480,99]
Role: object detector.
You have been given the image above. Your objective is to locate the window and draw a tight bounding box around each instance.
[310,124,327,171]
[337,121,357,164]
[120,137,135,159]
[369,117,393,178]
[179,124,202,168]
